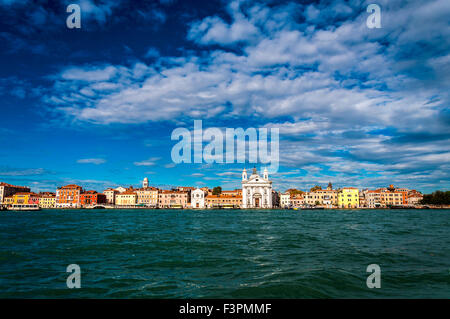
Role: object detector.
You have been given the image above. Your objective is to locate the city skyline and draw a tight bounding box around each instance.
[1,0,449,194]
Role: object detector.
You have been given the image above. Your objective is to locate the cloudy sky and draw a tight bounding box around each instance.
[0,0,449,193]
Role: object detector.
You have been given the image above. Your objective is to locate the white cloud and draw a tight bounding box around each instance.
[134,157,160,166]
[77,158,106,165]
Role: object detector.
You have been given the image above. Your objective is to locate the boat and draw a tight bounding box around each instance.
[7,204,40,211]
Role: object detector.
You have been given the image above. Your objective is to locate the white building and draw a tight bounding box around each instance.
[143,177,149,188]
[242,168,273,208]
[191,188,205,208]
[115,186,127,193]
[280,192,291,208]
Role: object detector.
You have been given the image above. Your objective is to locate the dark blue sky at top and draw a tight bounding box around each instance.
[0,0,449,193]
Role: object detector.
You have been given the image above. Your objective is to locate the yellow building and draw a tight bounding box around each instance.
[39,195,56,208]
[338,187,360,208]
[115,191,137,206]
[3,196,14,206]
[13,192,31,204]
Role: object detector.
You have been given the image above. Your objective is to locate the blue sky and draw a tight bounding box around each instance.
[0,0,449,193]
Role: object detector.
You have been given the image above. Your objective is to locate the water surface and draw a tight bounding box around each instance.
[0,209,449,298]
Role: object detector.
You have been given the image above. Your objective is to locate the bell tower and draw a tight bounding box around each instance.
[263,168,268,180]
[242,168,247,181]
[143,177,149,188]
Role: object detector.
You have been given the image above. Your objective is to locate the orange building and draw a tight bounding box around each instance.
[56,184,83,208]
[205,194,242,208]
[80,191,107,207]
[221,189,242,196]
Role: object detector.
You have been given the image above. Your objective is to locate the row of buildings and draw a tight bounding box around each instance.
[0,169,423,209]
[280,183,424,209]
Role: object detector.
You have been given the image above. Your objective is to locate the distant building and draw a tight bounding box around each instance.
[365,185,406,208]
[13,192,40,205]
[304,184,337,207]
[3,196,13,206]
[115,190,137,206]
[115,186,127,193]
[56,184,83,208]
[39,192,56,208]
[136,187,159,207]
[143,177,149,188]
[272,190,280,208]
[158,190,188,208]
[338,187,360,208]
[221,189,242,196]
[290,193,304,207]
[407,190,423,205]
[80,191,107,207]
[241,168,273,208]
[280,192,291,208]
[205,194,242,208]
[191,188,206,208]
[0,182,30,204]
[103,188,118,204]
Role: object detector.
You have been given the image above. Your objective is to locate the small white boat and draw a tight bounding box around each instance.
[7,204,40,211]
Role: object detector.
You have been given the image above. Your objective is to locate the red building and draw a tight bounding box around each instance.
[80,191,107,207]
[28,193,40,205]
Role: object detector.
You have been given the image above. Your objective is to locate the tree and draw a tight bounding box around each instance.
[286,188,304,195]
[212,186,222,195]
[420,191,450,205]
[310,185,322,192]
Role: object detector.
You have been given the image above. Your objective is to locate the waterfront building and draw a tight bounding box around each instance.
[175,187,194,205]
[0,182,30,204]
[191,188,206,208]
[272,190,280,208]
[3,196,13,206]
[158,190,188,208]
[407,190,423,205]
[136,187,159,207]
[56,184,83,208]
[280,192,291,208]
[304,183,338,207]
[80,191,107,207]
[115,186,127,193]
[221,189,242,196]
[115,190,137,206]
[290,193,304,207]
[13,192,39,205]
[103,188,118,204]
[365,186,405,208]
[337,187,360,208]
[39,192,56,208]
[205,194,242,208]
[241,168,273,208]
[365,190,382,208]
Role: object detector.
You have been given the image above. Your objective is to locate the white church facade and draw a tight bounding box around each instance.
[242,167,273,208]
[191,188,205,208]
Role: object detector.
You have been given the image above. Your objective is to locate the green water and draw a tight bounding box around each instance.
[0,209,449,298]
